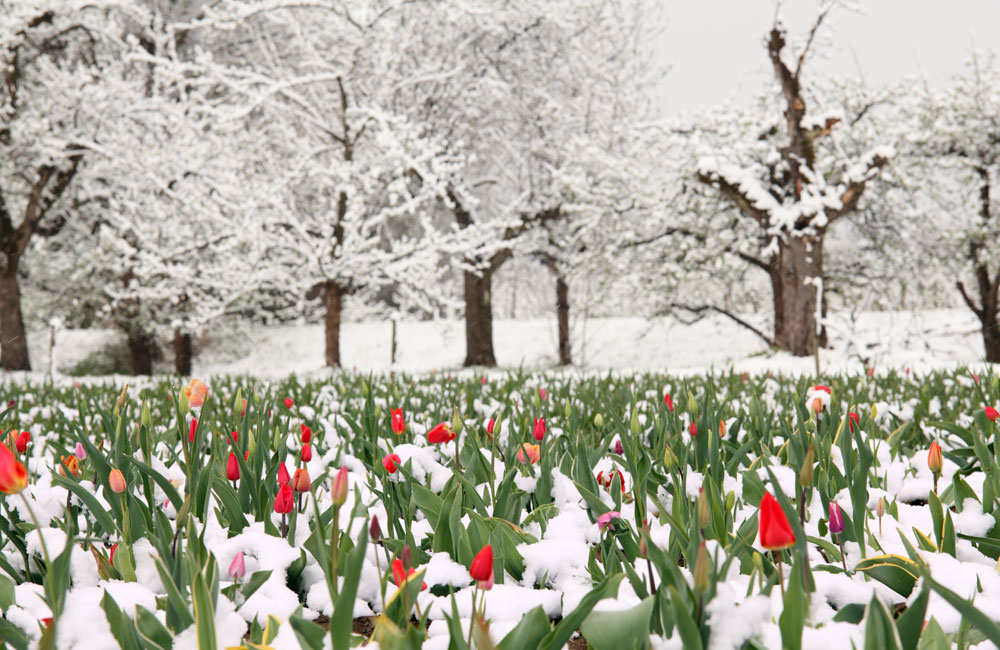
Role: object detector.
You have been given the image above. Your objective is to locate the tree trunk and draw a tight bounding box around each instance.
[556,275,571,366]
[127,329,155,376]
[325,280,342,368]
[770,235,822,356]
[463,269,496,367]
[981,311,1000,363]
[0,271,30,371]
[173,329,192,376]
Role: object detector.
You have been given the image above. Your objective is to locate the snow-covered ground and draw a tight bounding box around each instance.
[33,309,984,379]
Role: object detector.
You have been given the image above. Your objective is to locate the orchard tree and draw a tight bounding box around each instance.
[395,0,661,367]
[185,0,456,368]
[694,8,890,356]
[895,52,1000,361]
[0,2,121,369]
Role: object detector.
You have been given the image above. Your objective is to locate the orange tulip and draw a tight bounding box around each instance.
[108,469,126,493]
[60,455,80,478]
[928,441,943,475]
[184,378,208,408]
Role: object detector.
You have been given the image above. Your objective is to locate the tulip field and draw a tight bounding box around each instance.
[2,370,1000,649]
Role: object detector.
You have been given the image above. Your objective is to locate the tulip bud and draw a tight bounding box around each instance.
[697,487,710,530]
[614,439,624,455]
[812,397,824,414]
[370,515,382,543]
[226,452,240,482]
[876,496,885,518]
[115,384,129,413]
[108,468,127,493]
[291,468,311,493]
[663,445,676,469]
[486,418,495,439]
[693,542,710,593]
[141,401,151,429]
[178,391,189,414]
[401,545,412,573]
[828,501,844,535]
[799,446,814,487]
[870,403,878,420]
[928,441,943,475]
[229,551,246,581]
[687,391,698,415]
[301,443,312,462]
[451,406,464,435]
[630,408,640,436]
[331,466,349,507]
[74,442,86,461]
[14,431,30,453]
[718,419,727,438]
[594,413,604,428]
[232,388,243,417]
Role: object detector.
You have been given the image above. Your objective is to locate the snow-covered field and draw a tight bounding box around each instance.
[4,311,999,650]
[33,309,984,379]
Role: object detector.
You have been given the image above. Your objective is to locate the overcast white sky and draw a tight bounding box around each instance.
[657,0,1000,114]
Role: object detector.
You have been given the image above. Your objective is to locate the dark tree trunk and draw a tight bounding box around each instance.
[980,307,1000,363]
[464,269,496,367]
[173,329,192,376]
[127,329,155,376]
[770,235,822,356]
[556,275,571,366]
[325,280,342,368]
[0,270,30,371]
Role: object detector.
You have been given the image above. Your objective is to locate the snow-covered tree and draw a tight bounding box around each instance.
[685,7,891,356]
[893,51,1000,361]
[394,0,663,366]
[174,0,458,368]
[0,1,125,370]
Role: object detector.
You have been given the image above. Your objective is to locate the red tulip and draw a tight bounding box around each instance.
[383,453,402,474]
[301,425,312,443]
[848,412,860,432]
[14,431,29,453]
[110,542,119,565]
[427,423,455,444]
[533,418,546,441]
[614,439,624,455]
[811,385,832,394]
[391,408,405,435]
[284,397,294,409]
[0,443,27,494]
[230,431,239,445]
[301,443,312,462]
[664,394,674,411]
[469,545,494,590]
[758,492,795,550]
[487,418,495,436]
[689,421,698,437]
[189,418,198,444]
[928,441,943,475]
[274,483,294,513]
[391,558,427,590]
[277,462,290,486]
[985,406,999,423]
[291,468,311,493]
[596,469,625,493]
[227,452,240,482]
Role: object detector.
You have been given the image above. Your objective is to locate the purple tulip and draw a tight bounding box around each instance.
[828,501,844,535]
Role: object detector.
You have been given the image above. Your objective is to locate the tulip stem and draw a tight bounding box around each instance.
[19,492,51,569]
[776,552,785,598]
[799,487,806,527]
[837,534,847,573]
[646,557,657,594]
[331,507,340,598]
[933,473,939,495]
[280,512,287,539]
[467,584,478,648]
